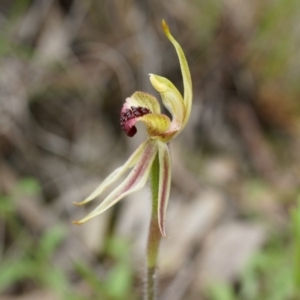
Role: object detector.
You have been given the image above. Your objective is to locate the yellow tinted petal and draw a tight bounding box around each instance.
[126,91,161,114]
[149,74,184,125]
[162,20,192,129]
[139,113,171,138]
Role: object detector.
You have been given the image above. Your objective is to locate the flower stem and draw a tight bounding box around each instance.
[145,154,161,300]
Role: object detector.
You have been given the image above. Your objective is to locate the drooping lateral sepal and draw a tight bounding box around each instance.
[157,141,171,237]
[73,139,158,224]
[74,139,152,206]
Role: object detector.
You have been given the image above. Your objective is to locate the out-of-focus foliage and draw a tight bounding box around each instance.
[75,238,136,300]
[249,0,300,86]
[208,194,300,300]
[0,179,70,298]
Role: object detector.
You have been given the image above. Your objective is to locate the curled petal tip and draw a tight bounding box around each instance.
[72,220,83,225]
[159,223,168,238]
[159,226,170,238]
[73,201,85,206]
[161,230,167,238]
[161,19,169,33]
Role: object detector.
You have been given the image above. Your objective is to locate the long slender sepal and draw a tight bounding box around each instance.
[73,140,158,224]
[157,141,171,237]
[161,19,192,129]
[74,139,151,206]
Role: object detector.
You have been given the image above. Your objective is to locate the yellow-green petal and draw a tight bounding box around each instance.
[149,74,184,126]
[126,91,161,114]
[139,113,171,138]
[162,20,192,129]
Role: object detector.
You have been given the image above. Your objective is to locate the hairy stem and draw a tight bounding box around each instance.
[144,154,161,300]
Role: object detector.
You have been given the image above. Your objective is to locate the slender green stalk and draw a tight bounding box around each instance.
[144,154,161,300]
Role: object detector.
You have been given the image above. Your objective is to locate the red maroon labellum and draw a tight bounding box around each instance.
[120,106,151,137]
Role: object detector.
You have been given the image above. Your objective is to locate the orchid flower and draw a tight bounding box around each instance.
[73,20,192,237]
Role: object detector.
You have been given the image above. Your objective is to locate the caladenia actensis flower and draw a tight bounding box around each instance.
[74,22,192,298]
[73,20,192,238]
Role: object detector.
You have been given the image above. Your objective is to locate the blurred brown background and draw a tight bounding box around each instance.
[1,0,300,299]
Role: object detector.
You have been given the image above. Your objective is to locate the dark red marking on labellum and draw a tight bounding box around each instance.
[120,106,151,137]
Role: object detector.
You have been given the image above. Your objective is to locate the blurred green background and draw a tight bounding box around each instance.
[0,0,300,299]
